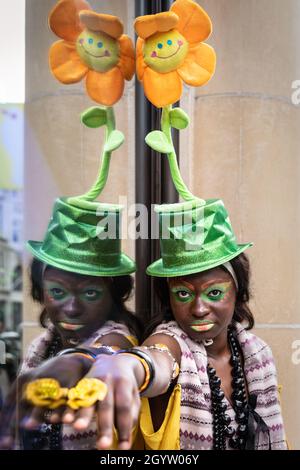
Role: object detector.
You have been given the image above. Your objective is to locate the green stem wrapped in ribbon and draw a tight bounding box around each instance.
[67,106,124,210]
[145,105,204,207]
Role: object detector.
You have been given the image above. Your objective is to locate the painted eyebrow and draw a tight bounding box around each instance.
[170,279,232,291]
[201,279,232,290]
[169,281,195,291]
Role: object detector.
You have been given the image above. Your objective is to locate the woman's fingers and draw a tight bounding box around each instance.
[22,406,45,430]
[62,407,76,424]
[0,407,16,449]
[0,379,23,448]
[131,387,142,428]
[72,406,94,431]
[0,435,14,450]
[95,375,114,450]
[114,377,136,450]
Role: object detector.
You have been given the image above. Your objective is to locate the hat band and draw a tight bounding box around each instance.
[162,239,239,268]
[222,262,238,290]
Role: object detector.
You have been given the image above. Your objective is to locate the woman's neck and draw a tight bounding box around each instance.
[205,327,230,360]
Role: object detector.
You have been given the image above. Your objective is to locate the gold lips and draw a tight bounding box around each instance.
[58,322,85,331]
[190,322,215,332]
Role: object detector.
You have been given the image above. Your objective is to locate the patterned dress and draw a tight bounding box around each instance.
[141,321,287,450]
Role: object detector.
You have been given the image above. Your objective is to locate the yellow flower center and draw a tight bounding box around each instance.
[76,30,119,73]
[143,30,188,73]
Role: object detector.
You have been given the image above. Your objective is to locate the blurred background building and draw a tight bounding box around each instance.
[0,0,24,398]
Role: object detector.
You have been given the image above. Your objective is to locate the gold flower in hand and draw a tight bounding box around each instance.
[24,378,68,409]
[67,378,108,410]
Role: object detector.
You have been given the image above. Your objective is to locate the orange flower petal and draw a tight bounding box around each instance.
[49,40,88,84]
[79,11,123,39]
[136,38,146,80]
[118,35,135,80]
[86,68,124,106]
[143,68,182,108]
[171,0,212,44]
[137,55,147,81]
[134,12,178,40]
[136,37,144,58]
[177,43,216,87]
[49,0,90,42]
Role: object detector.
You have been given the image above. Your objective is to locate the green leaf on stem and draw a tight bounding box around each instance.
[169,108,190,130]
[104,130,124,152]
[145,131,173,154]
[81,107,107,128]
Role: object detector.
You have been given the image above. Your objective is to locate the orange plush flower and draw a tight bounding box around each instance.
[49,0,135,106]
[134,0,216,108]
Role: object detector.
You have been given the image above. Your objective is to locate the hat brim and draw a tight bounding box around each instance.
[27,241,136,277]
[146,243,253,277]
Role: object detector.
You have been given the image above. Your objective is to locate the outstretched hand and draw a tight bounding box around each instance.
[62,354,142,450]
[0,353,91,449]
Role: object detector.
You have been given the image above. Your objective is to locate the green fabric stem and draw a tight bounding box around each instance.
[147,105,204,205]
[162,106,202,203]
[67,107,123,210]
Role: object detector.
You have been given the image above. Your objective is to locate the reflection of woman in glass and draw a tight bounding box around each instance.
[17,256,139,450]
[0,194,139,450]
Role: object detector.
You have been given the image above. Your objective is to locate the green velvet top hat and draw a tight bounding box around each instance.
[145,113,253,277]
[147,199,252,277]
[27,198,135,277]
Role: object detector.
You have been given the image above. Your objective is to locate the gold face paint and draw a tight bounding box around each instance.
[200,281,232,303]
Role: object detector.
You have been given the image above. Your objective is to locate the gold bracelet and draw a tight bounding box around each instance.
[119,352,151,393]
[72,352,96,362]
[141,344,179,381]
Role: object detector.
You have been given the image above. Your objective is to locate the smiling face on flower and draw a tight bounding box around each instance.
[144,30,188,73]
[48,0,135,106]
[76,30,120,73]
[134,0,216,108]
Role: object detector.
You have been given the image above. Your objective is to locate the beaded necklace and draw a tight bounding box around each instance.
[207,329,249,450]
[24,334,62,450]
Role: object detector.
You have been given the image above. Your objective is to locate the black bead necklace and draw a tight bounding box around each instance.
[207,329,249,450]
[23,334,62,450]
[47,334,63,450]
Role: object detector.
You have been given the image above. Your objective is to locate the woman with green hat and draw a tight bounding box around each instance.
[0,198,140,450]
[60,0,286,447]
[1,0,287,451]
[63,198,287,451]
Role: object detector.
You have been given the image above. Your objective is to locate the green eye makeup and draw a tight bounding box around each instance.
[171,286,195,303]
[202,282,232,302]
[45,282,68,301]
[45,282,104,302]
[80,288,103,302]
[170,281,232,304]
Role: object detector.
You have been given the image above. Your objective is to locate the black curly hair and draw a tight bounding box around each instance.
[143,252,254,341]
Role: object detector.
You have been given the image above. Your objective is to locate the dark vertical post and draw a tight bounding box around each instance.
[135,0,180,324]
